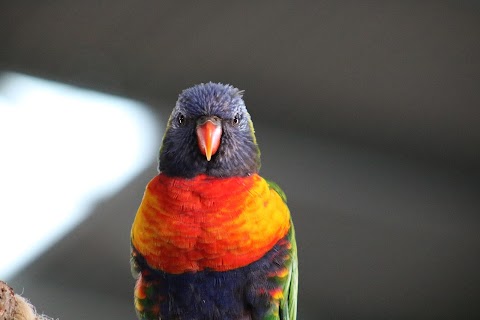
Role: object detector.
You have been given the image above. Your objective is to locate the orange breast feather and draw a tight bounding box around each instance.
[131,173,290,273]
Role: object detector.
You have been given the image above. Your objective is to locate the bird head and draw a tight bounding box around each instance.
[159,82,261,178]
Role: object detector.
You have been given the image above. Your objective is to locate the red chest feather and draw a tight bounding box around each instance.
[131,174,290,273]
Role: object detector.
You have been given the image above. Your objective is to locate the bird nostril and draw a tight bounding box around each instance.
[197,115,221,126]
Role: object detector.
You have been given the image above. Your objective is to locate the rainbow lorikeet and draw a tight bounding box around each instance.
[131,83,298,320]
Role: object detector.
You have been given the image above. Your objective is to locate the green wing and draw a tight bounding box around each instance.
[266,179,287,203]
[281,222,298,320]
[266,180,298,320]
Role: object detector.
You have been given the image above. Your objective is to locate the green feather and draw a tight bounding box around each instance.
[282,222,298,320]
[266,179,287,203]
[265,180,297,320]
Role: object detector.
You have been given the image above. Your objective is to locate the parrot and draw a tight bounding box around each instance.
[130,82,298,320]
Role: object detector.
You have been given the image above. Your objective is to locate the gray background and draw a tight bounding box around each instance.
[1,2,480,319]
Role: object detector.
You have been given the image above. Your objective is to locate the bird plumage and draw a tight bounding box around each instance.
[131,82,297,319]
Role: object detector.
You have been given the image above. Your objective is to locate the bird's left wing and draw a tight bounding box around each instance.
[280,222,298,320]
[266,180,298,320]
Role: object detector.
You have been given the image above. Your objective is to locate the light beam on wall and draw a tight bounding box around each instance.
[0,72,161,279]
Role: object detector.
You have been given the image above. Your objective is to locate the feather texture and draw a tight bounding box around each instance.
[131,83,297,319]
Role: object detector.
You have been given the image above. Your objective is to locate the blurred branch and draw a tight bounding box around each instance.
[0,281,53,320]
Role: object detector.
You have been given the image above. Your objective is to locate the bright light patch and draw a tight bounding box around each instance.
[0,72,160,279]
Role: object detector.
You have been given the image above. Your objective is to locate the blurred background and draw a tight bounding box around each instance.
[1,1,480,319]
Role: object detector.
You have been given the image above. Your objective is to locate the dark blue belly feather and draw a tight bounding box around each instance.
[132,235,291,320]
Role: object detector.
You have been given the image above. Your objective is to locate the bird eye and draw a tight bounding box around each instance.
[232,114,240,126]
[177,113,185,126]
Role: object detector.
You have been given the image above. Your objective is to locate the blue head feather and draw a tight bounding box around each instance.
[159,82,261,178]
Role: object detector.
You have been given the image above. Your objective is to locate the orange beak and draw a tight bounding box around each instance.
[196,117,222,161]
